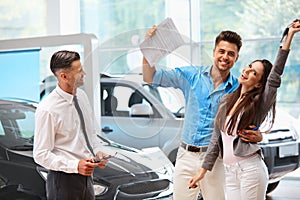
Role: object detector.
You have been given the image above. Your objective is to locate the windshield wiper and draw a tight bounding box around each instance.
[97,135,136,152]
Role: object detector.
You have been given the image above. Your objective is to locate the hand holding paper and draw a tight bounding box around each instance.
[140,18,185,67]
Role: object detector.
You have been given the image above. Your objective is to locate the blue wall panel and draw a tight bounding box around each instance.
[0,49,40,101]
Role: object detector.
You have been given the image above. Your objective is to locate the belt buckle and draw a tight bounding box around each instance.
[184,143,190,151]
[189,145,200,152]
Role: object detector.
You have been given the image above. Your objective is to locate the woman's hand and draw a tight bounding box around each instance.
[189,168,207,189]
[289,19,300,34]
[282,19,300,50]
[238,125,262,143]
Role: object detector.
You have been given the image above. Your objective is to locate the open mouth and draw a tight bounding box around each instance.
[241,73,248,80]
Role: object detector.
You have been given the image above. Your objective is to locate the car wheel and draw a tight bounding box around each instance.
[169,148,178,165]
[197,192,203,200]
[267,181,280,194]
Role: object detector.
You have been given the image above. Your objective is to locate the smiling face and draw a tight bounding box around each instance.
[238,60,264,92]
[57,59,86,94]
[213,40,239,74]
[67,60,86,89]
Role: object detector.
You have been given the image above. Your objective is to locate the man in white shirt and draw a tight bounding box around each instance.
[33,50,108,200]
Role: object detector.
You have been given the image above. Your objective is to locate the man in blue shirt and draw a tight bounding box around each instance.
[143,29,262,200]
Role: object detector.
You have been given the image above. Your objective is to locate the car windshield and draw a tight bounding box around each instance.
[0,103,35,150]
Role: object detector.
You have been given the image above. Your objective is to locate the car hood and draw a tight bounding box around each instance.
[6,140,173,180]
[93,141,174,179]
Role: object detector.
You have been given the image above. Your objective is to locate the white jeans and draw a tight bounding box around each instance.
[173,146,225,200]
[224,154,269,200]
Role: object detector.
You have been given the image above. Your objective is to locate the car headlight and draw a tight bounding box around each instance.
[155,164,174,181]
[37,167,108,196]
[93,183,108,196]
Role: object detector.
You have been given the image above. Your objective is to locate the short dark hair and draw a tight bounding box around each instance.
[215,30,242,52]
[50,50,80,74]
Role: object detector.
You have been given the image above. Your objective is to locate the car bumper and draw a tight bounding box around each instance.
[260,142,300,183]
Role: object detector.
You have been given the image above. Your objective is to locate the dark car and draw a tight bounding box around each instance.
[0,99,174,200]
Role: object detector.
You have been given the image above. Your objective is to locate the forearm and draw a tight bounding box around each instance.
[201,130,221,170]
[282,32,294,50]
[142,57,156,84]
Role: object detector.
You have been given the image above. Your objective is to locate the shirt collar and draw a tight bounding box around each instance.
[55,85,75,104]
[224,73,234,89]
[203,65,211,75]
[204,65,235,91]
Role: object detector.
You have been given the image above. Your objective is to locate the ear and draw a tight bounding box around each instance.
[235,53,239,62]
[58,72,68,81]
[255,82,262,89]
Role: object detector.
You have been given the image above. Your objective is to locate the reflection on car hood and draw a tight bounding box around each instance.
[260,108,298,144]
[93,141,173,179]
[9,141,173,180]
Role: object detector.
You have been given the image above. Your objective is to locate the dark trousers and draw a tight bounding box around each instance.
[46,170,95,200]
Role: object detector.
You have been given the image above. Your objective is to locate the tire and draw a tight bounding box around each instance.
[168,148,178,165]
[266,181,280,194]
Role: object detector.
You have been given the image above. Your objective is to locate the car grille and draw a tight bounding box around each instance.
[114,179,170,199]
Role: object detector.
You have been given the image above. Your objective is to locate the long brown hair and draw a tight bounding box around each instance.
[215,59,276,134]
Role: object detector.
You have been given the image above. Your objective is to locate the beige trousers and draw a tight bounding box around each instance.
[173,146,225,200]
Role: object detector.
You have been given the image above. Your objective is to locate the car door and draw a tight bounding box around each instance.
[101,82,167,150]
[0,104,45,198]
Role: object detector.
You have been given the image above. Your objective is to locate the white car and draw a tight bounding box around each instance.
[99,73,300,194]
[100,73,184,164]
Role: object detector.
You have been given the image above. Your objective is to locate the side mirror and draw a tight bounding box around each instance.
[129,104,153,118]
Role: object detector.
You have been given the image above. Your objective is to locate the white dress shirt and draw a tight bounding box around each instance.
[33,86,103,173]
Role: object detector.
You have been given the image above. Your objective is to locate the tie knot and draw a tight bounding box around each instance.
[73,95,80,111]
[73,95,78,103]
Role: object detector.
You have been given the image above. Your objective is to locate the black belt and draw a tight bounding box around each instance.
[180,142,208,152]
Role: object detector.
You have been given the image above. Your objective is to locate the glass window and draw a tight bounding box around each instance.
[0,0,46,40]
[101,82,161,118]
[81,0,166,74]
[0,122,4,136]
[16,109,35,138]
[0,103,35,148]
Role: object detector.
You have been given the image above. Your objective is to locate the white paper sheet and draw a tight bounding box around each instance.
[139,18,185,67]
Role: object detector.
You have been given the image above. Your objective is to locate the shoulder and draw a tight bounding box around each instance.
[174,65,209,79]
[37,89,58,111]
[175,65,207,73]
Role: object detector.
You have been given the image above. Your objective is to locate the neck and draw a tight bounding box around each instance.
[211,66,230,89]
[58,82,76,95]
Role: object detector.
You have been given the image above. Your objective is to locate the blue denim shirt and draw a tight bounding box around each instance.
[152,65,239,146]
